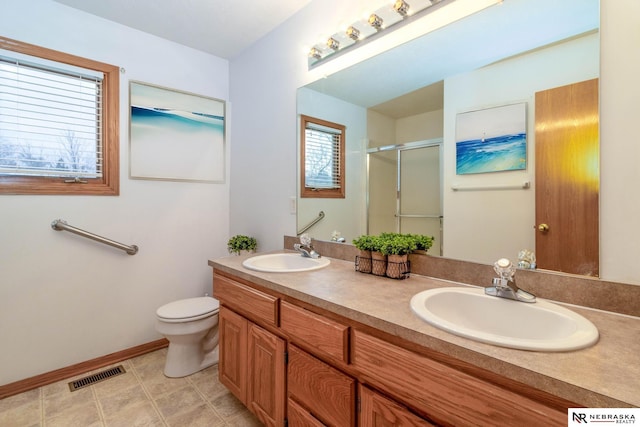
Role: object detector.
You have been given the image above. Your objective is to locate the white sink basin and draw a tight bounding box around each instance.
[410,287,598,351]
[242,253,330,273]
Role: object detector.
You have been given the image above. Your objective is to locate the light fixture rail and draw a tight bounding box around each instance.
[51,219,139,255]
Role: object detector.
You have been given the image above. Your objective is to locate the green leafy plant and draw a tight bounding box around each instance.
[379,233,417,256]
[409,234,434,252]
[352,235,377,252]
[227,235,257,255]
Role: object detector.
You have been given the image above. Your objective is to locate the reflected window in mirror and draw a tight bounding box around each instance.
[300,115,345,198]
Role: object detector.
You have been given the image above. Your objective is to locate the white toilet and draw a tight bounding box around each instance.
[155,296,220,378]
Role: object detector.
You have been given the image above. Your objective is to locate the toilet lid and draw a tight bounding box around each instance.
[156,297,219,320]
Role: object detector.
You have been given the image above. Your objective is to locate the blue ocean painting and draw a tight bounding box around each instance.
[455,103,527,175]
[456,133,526,174]
[129,81,225,182]
[130,105,223,134]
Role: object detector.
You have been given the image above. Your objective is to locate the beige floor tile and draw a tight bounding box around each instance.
[137,369,188,400]
[129,349,167,371]
[0,398,41,427]
[103,400,163,427]
[210,391,247,419]
[0,388,40,412]
[96,383,149,417]
[154,384,205,419]
[164,402,224,427]
[92,371,140,398]
[189,367,228,401]
[44,400,103,427]
[43,386,94,419]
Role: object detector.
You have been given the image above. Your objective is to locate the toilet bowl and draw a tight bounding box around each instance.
[155,296,220,378]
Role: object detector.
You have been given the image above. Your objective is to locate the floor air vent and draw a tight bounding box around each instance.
[68,365,126,392]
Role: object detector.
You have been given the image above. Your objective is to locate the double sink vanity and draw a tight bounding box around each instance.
[208,241,639,426]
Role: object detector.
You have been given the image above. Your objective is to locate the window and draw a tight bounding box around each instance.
[300,115,345,198]
[0,36,119,195]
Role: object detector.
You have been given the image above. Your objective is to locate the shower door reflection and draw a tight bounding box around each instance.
[368,140,443,255]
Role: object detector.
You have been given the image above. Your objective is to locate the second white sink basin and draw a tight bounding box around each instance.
[410,287,599,351]
[242,253,330,273]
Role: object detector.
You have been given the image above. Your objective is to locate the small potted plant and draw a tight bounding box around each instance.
[410,234,434,255]
[227,235,257,255]
[380,234,416,279]
[369,235,388,277]
[352,235,375,273]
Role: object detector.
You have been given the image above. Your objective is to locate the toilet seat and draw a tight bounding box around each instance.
[157,297,220,323]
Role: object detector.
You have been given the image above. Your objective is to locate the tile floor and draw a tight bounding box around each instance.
[0,348,263,427]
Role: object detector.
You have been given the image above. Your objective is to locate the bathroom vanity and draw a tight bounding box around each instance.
[209,253,639,427]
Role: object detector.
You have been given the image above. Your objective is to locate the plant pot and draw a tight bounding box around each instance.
[356,249,372,273]
[386,254,409,279]
[235,249,255,256]
[371,251,387,276]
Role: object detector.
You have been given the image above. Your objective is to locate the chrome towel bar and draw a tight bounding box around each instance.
[51,219,139,255]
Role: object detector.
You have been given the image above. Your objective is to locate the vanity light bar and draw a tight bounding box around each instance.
[307,0,501,69]
[308,0,436,67]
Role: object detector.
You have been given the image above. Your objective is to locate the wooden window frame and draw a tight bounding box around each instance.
[0,36,119,195]
[300,115,345,199]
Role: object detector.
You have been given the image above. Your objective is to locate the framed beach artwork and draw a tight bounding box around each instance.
[129,81,225,182]
[455,103,527,175]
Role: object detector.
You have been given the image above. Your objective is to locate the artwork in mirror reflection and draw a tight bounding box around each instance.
[456,103,527,175]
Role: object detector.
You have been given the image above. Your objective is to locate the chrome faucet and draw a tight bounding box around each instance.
[485,258,536,303]
[294,234,321,259]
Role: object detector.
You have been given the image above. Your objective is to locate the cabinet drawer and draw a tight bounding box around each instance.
[352,330,565,427]
[213,274,278,327]
[288,345,356,427]
[280,301,349,363]
[359,385,435,427]
[288,398,325,427]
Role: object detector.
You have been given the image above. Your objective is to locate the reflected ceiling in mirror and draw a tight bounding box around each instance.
[305,0,598,109]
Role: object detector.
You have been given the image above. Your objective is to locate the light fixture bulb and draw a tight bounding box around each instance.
[346,26,361,41]
[394,0,410,17]
[368,13,383,30]
[327,37,340,50]
[308,47,322,60]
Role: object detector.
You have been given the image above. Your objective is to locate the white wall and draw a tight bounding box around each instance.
[600,0,640,284]
[443,33,598,265]
[228,0,395,251]
[0,0,230,385]
[296,88,367,243]
[230,0,640,284]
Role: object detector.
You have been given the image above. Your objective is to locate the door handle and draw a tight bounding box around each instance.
[538,223,550,233]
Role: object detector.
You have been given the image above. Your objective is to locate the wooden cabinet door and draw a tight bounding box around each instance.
[218,307,248,404]
[248,323,286,427]
[288,398,326,427]
[359,385,434,427]
[288,345,356,427]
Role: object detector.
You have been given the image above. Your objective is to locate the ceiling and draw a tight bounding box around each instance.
[53,0,312,59]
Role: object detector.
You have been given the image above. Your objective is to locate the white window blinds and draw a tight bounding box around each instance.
[304,121,342,190]
[0,51,104,178]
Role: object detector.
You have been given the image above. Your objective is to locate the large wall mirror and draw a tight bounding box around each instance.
[296,0,600,276]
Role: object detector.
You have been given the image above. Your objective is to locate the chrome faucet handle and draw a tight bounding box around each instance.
[486,258,536,303]
[299,233,312,246]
